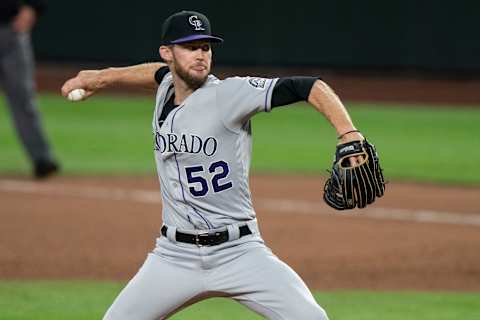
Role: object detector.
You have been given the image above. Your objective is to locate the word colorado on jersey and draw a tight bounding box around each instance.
[154,132,218,156]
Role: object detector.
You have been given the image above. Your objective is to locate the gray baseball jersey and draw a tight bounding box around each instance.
[103,71,329,320]
[153,72,278,230]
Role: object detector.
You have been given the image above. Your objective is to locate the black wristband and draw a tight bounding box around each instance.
[337,130,361,140]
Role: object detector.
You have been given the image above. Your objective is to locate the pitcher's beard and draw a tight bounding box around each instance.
[174,62,209,90]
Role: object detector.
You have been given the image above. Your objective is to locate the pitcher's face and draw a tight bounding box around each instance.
[161,41,212,90]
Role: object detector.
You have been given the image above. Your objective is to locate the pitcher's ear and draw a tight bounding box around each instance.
[159,46,172,62]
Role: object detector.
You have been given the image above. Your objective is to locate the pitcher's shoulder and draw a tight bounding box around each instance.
[218,76,272,89]
[213,76,251,92]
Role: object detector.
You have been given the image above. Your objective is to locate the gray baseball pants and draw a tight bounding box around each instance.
[103,222,329,319]
[0,25,53,164]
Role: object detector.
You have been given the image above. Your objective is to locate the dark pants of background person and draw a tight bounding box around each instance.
[0,25,57,176]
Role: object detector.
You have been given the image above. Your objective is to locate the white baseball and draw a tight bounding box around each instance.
[67,88,86,102]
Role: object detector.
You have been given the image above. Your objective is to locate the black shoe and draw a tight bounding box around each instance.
[34,160,60,179]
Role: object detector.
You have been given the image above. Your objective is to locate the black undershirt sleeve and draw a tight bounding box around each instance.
[154,66,170,85]
[158,93,178,128]
[271,76,320,108]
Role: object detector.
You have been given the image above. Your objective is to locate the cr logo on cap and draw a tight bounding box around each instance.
[188,15,205,31]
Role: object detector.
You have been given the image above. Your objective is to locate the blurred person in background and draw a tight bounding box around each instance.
[0,0,59,179]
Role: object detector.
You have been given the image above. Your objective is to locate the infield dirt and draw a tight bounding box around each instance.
[1,175,479,291]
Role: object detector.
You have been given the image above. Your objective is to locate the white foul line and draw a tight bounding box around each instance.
[256,198,480,226]
[0,179,479,227]
[0,179,162,204]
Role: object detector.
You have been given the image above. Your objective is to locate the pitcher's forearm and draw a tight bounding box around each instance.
[99,63,166,90]
[61,62,166,98]
[307,80,351,132]
[307,80,357,136]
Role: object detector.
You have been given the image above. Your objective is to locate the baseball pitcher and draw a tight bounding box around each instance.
[61,10,384,320]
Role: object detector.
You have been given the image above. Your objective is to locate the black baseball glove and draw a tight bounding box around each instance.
[324,139,385,210]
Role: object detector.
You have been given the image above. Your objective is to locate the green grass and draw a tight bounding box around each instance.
[1,94,480,184]
[0,94,156,175]
[0,280,479,320]
[253,103,480,184]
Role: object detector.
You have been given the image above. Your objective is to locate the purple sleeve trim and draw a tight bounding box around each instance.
[264,79,275,112]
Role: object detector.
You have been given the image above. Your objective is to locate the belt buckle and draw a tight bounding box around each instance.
[195,232,210,247]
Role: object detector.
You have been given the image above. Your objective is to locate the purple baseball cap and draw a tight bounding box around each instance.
[161,11,223,45]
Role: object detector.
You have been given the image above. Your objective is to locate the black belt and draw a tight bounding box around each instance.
[161,225,252,246]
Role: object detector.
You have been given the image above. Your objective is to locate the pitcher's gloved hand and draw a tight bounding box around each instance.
[323,139,385,210]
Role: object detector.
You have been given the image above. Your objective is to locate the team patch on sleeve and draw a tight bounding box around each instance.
[248,77,267,89]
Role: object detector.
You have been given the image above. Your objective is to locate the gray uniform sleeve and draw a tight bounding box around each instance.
[218,76,279,132]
